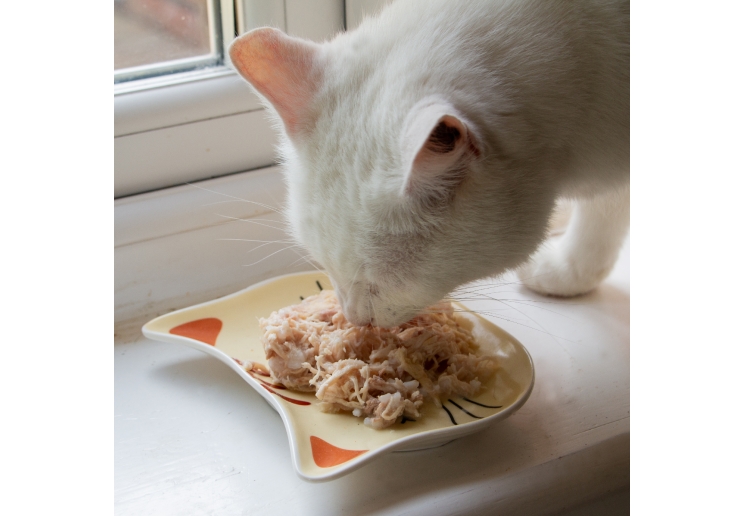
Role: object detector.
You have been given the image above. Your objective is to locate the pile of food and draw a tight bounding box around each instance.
[258,290,498,429]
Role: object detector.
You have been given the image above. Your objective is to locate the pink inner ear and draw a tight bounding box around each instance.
[402,102,480,198]
[229,28,320,136]
[413,115,468,169]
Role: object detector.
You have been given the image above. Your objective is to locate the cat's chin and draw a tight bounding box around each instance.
[347,302,420,328]
[370,311,419,329]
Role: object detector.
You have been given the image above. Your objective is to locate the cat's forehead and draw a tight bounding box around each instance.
[300,93,402,190]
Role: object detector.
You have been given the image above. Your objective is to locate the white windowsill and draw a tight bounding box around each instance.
[114,168,629,514]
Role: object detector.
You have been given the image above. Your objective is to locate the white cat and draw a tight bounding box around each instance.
[229,0,629,327]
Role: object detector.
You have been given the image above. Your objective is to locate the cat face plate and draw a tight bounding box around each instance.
[142,271,534,482]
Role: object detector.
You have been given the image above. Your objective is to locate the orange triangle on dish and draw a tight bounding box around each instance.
[310,436,367,467]
[169,318,222,346]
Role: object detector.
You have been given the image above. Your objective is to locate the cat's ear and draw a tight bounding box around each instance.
[402,102,480,201]
[229,28,321,136]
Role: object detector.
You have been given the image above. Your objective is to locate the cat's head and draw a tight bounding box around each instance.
[230,28,552,326]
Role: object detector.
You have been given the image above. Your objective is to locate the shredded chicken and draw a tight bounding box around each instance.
[258,290,498,429]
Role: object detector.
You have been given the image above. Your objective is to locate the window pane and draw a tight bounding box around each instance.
[114,0,214,72]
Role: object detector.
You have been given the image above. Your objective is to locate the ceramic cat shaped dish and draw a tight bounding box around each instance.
[142,271,534,482]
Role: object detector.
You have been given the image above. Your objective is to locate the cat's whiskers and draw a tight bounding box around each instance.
[235,240,280,257]
[447,290,581,319]
[414,306,576,343]
[451,270,573,295]
[287,255,311,269]
[483,297,574,351]
[187,182,285,215]
[239,244,306,268]
[287,248,323,272]
[201,200,289,215]
[420,279,580,345]
[188,178,318,274]
[213,213,290,232]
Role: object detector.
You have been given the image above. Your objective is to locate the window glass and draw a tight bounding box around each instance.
[114,0,217,80]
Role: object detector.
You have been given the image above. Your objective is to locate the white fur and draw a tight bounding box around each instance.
[235,0,629,326]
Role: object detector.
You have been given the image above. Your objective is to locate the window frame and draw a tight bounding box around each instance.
[114,0,227,84]
[114,0,346,198]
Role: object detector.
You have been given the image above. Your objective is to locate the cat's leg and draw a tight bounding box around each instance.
[517,185,629,296]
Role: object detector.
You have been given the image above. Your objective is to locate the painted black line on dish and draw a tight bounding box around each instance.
[316,280,323,291]
[448,399,484,419]
[299,296,304,300]
[462,397,503,409]
[442,405,457,425]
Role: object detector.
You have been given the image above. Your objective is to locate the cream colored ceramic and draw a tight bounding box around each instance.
[142,271,534,482]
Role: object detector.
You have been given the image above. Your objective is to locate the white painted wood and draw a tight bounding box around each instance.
[115,167,317,325]
[236,0,286,36]
[114,110,278,198]
[286,0,345,40]
[217,0,236,59]
[114,70,262,137]
[345,0,393,30]
[114,174,630,514]
[115,166,284,247]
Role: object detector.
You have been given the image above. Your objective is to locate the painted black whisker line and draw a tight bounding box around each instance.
[442,405,457,425]
[316,280,324,291]
[462,397,502,409]
[448,399,484,419]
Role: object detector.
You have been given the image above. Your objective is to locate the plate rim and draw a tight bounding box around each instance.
[142,270,535,482]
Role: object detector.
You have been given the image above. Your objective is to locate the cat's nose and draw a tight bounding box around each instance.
[331,279,374,325]
[341,299,372,326]
[338,290,372,325]
[345,309,372,326]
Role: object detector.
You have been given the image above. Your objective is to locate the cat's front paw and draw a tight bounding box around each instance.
[517,244,612,297]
